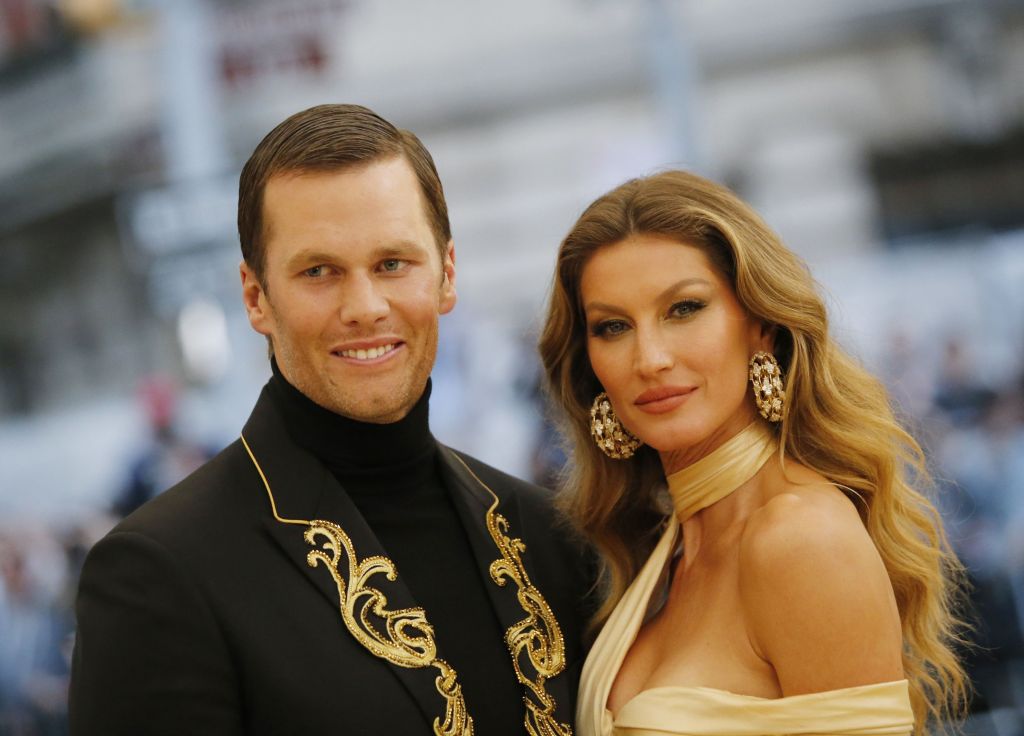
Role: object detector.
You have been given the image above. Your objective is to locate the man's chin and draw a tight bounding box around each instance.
[326,394,415,424]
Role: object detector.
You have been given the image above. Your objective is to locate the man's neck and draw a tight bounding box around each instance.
[266,358,435,474]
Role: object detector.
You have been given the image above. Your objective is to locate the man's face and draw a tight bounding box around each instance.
[241,156,456,423]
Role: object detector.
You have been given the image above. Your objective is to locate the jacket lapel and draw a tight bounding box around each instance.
[437,445,527,648]
[241,389,452,732]
[438,446,576,735]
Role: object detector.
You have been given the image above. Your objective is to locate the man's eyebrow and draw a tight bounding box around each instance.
[282,241,427,269]
[372,241,424,258]
[584,277,711,314]
[283,249,335,269]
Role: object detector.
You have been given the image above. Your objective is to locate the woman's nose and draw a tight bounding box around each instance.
[634,326,673,377]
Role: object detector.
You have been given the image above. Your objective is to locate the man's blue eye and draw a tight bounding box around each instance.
[304,266,323,277]
[382,259,404,271]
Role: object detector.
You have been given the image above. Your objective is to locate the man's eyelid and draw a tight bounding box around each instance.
[378,257,410,272]
[301,264,328,277]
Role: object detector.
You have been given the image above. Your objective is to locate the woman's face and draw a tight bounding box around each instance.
[581,234,770,466]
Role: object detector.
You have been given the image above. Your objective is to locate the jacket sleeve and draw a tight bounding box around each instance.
[69,530,243,736]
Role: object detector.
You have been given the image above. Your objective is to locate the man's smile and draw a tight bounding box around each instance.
[332,341,404,364]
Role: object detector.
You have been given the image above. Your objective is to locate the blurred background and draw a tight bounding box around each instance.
[0,0,1022,732]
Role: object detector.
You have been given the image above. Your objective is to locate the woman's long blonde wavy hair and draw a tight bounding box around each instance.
[538,170,968,733]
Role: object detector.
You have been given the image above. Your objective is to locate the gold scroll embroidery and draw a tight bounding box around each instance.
[450,453,573,736]
[243,434,571,735]
[305,520,471,736]
[241,436,472,736]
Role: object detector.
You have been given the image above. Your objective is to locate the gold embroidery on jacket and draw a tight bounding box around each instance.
[241,436,472,736]
[450,453,573,736]
[305,520,471,736]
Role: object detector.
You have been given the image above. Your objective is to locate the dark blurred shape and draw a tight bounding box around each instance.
[933,338,998,428]
[110,376,213,518]
[0,0,76,84]
[871,127,1024,244]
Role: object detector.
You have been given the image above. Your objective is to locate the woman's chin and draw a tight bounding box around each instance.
[634,428,702,455]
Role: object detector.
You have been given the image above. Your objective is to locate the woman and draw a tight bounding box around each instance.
[539,171,967,736]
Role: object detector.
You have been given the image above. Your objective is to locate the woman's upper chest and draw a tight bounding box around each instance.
[606,540,780,714]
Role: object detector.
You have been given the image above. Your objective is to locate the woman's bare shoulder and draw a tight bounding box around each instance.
[736,464,904,693]
[741,465,866,562]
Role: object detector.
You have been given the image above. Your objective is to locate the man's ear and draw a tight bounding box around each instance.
[439,239,457,314]
[240,261,273,337]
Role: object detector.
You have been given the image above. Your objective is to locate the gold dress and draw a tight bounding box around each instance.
[576,423,914,736]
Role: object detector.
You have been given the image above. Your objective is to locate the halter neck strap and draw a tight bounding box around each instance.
[667,422,778,523]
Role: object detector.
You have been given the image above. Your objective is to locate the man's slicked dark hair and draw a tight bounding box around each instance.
[238,103,452,283]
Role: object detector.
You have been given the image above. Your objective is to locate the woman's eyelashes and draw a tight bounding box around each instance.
[590,319,630,338]
[669,298,706,318]
[590,299,707,338]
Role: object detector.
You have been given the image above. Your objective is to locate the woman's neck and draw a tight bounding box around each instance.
[665,420,778,528]
[658,410,761,476]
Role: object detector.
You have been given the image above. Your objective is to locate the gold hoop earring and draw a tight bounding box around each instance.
[749,351,785,422]
[590,392,642,459]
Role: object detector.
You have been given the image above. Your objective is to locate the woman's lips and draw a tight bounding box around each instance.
[634,386,695,414]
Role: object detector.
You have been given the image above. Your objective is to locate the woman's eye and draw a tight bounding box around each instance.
[669,299,705,318]
[591,320,630,338]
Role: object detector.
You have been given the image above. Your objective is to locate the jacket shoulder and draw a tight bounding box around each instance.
[112,439,260,547]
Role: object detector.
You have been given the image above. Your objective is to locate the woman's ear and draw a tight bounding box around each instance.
[750,319,777,355]
[760,323,778,353]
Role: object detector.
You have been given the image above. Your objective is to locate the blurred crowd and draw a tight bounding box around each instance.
[925,338,1024,729]
[0,379,212,735]
[2,333,1023,733]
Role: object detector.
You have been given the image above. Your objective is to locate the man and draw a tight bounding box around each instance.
[70,104,592,735]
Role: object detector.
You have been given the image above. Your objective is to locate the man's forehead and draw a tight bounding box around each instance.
[264,154,410,192]
[260,158,444,266]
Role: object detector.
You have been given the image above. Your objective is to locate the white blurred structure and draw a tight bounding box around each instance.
[0,0,1022,511]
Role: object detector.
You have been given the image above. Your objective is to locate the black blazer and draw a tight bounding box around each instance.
[70,388,592,735]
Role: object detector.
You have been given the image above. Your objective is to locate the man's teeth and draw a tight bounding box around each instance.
[339,343,396,361]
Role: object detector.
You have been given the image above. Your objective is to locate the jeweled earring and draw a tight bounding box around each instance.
[590,392,642,459]
[749,351,785,422]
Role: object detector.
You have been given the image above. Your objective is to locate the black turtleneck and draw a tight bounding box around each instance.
[266,361,524,733]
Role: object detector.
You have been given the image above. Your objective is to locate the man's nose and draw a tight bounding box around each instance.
[339,273,389,325]
[634,325,673,377]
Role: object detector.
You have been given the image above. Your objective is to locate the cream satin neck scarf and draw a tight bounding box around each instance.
[667,422,778,523]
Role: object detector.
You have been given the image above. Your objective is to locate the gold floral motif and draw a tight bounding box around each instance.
[454,455,573,736]
[304,520,473,736]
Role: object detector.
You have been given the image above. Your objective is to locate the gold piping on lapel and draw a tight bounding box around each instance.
[241,435,473,736]
[449,452,573,736]
[241,435,307,526]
